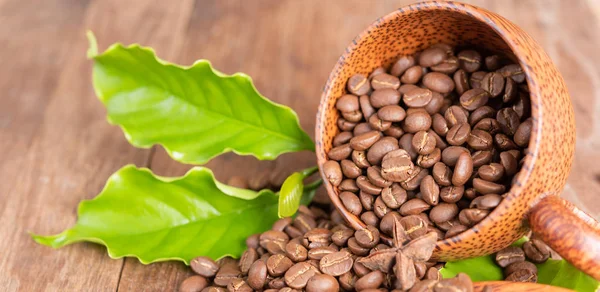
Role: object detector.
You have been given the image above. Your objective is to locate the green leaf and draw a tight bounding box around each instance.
[439,255,503,281]
[90,36,314,165]
[278,167,318,218]
[537,259,600,292]
[31,165,280,264]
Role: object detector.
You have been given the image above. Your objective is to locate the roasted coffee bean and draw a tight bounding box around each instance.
[459,208,489,226]
[336,94,360,113]
[471,194,503,210]
[382,183,408,209]
[285,228,303,242]
[435,273,473,291]
[367,137,400,165]
[398,84,419,95]
[474,118,502,135]
[379,212,402,236]
[495,133,518,150]
[420,175,440,206]
[452,152,473,186]
[181,275,209,292]
[378,105,406,122]
[348,237,370,256]
[391,56,416,76]
[359,191,374,211]
[339,271,358,290]
[445,224,468,238]
[500,151,518,177]
[359,95,377,119]
[239,248,258,274]
[505,269,537,282]
[285,241,308,262]
[504,261,537,277]
[214,261,242,287]
[417,148,442,168]
[496,246,525,268]
[485,55,502,71]
[441,146,469,167]
[422,72,455,93]
[227,278,252,292]
[431,56,459,74]
[340,159,361,179]
[308,246,337,260]
[352,150,371,169]
[399,134,419,160]
[471,150,493,168]
[478,163,505,182]
[306,274,339,292]
[268,277,286,289]
[339,179,359,192]
[467,129,493,150]
[523,239,551,263]
[497,108,520,136]
[400,167,429,191]
[304,228,332,249]
[381,149,415,182]
[350,131,381,151]
[432,162,452,186]
[481,72,505,97]
[348,74,371,95]
[444,106,469,127]
[369,67,386,80]
[340,191,362,216]
[284,262,321,289]
[191,256,220,278]
[419,47,447,67]
[423,91,444,115]
[294,214,317,233]
[342,110,363,123]
[368,113,392,131]
[401,65,424,84]
[446,123,471,146]
[383,125,404,138]
[514,118,532,147]
[513,92,531,119]
[502,77,518,104]
[439,186,464,203]
[399,198,431,216]
[361,211,380,227]
[404,110,432,133]
[246,234,260,249]
[412,130,436,155]
[266,254,293,276]
[353,123,373,136]
[373,196,391,218]
[428,130,448,150]
[472,178,506,194]
[370,88,401,108]
[457,50,482,72]
[403,88,433,108]
[498,64,525,83]
[371,73,400,90]
[429,203,459,224]
[469,106,496,126]
[357,176,383,195]
[323,160,343,186]
[355,225,381,248]
[354,258,372,277]
[453,69,470,96]
[328,143,352,161]
[333,131,353,147]
[355,270,385,291]
[401,215,428,240]
[460,88,490,111]
[367,166,393,188]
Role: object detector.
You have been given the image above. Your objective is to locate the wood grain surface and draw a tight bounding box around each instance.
[0,0,598,290]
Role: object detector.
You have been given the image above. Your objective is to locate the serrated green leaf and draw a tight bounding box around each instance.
[278,167,318,218]
[537,259,599,292]
[31,165,279,264]
[90,38,314,165]
[439,255,503,281]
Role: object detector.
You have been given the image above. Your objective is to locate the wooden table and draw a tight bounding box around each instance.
[1,0,598,290]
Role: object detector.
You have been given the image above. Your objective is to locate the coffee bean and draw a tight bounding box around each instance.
[441,146,469,167]
[383,125,404,138]
[323,160,343,186]
[246,234,260,249]
[336,94,360,113]
[369,67,386,80]
[381,150,415,182]
[327,143,352,161]
[440,186,464,203]
[495,133,518,150]
[348,74,371,95]
[459,208,489,226]
[308,246,337,260]
[284,262,321,289]
[181,275,209,292]
[306,274,339,292]
[428,130,448,151]
[354,123,374,136]
[239,248,258,274]
[353,258,372,277]
[460,88,490,111]
[350,131,382,151]
[446,123,471,146]
[368,113,392,131]
[513,92,531,119]
[474,118,502,135]
[357,176,383,195]
[266,254,293,277]
[445,224,468,238]
[505,269,537,282]
[435,273,473,291]
[470,194,503,210]
[268,277,286,289]
[370,88,401,108]
[356,96,376,120]
[504,261,537,277]
[472,178,506,194]
[399,134,419,160]
[339,271,358,291]
[485,55,502,71]
[469,71,486,89]
[422,72,455,93]
[340,159,361,179]
[398,84,419,95]
[410,279,437,291]
[379,212,402,236]
[523,239,550,263]
[478,163,505,182]
[457,50,482,72]
[285,241,308,262]
[467,129,493,150]
[227,278,252,292]
[355,270,385,291]
[382,183,408,209]
[496,246,525,268]
[464,188,478,200]
[498,64,525,83]
[424,91,444,115]
[514,118,532,147]
[378,105,406,122]
[400,215,428,240]
[452,152,473,186]
[419,47,447,67]
[373,196,391,218]
[403,111,432,133]
[191,256,220,278]
[340,191,362,216]
[367,166,392,188]
[400,167,429,191]
[431,114,449,137]
[500,78,517,104]
[355,225,381,248]
[429,203,459,224]
[304,228,332,249]
[348,237,370,256]
[403,88,433,108]
[444,105,469,127]
[453,69,470,96]
[361,211,380,227]
[420,175,440,206]
[401,65,424,84]
[259,230,289,255]
[497,108,520,136]
[214,261,242,287]
[471,150,493,168]
[412,130,436,155]
[431,56,459,74]
[417,148,442,168]
[432,162,452,187]
[481,72,505,98]
[399,198,431,216]
[333,131,353,147]
[371,73,400,90]
[293,214,316,233]
[395,252,417,290]
[500,151,518,176]
[367,137,399,165]
[402,232,438,261]
[339,179,359,192]
[391,56,416,76]
[468,106,496,126]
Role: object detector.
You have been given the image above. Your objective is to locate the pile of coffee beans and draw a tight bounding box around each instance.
[180,203,474,291]
[324,43,531,240]
[494,238,551,282]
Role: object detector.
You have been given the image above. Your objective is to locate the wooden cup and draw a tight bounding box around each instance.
[315,1,600,280]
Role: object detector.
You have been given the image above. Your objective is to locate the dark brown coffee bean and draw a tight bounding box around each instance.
[370,88,401,108]
[439,186,464,203]
[457,50,481,72]
[420,175,440,206]
[323,160,343,186]
[239,248,258,274]
[328,143,352,161]
[473,178,506,195]
[485,55,502,71]
[400,167,429,191]
[501,78,517,104]
[403,111,432,133]
[432,162,452,187]
[514,118,532,147]
[504,261,537,277]
[471,194,503,210]
[399,134,419,160]
[513,92,531,119]
[495,246,525,268]
[460,88,490,111]
[367,166,392,188]
[383,125,404,138]
[412,130,436,155]
[294,214,317,233]
[361,212,380,227]
[446,123,471,146]
[267,277,286,289]
[348,237,370,256]
[355,270,385,291]
[500,151,518,176]
[368,67,386,80]
[382,183,407,209]
[403,88,433,108]
[339,179,359,192]
[444,106,469,127]
[339,271,358,291]
[468,106,496,126]
[397,216,427,241]
[353,123,373,136]
[306,274,339,292]
[351,150,370,169]
[495,133,518,150]
[336,94,360,112]
[308,246,337,260]
[459,208,489,226]
[333,131,353,147]
[394,252,417,290]
[399,198,431,216]
[445,224,468,238]
[498,64,525,83]
[340,159,361,179]
[357,176,383,195]
[431,114,449,137]
[285,225,303,239]
[428,130,448,151]
[467,129,493,150]
[441,146,469,167]
[266,254,293,277]
[284,262,321,289]
[474,118,502,135]
[478,163,504,182]
[357,96,376,120]
[378,105,406,122]
[523,239,551,263]
[246,234,260,249]
[505,269,537,282]
[422,92,443,115]
[367,137,399,165]
[181,275,209,292]
[472,150,493,168]
[422,72,455,93]
[285,241,308,262]
[359,191,375,211]
[348,74,371,95]
[368,113,392,131]
[331,228,353,247]
[469,72,485,90]
[355,225,380,248]
[227,278,252,292]
[371,73,400,90]
[464,187,478,200]
[391,56,416,76]
[350,131,382,151]
[214,261,242,287]
[353,258,372,277]
[342,111,362,123]
[417,148,442,168]
[431,56,459,74]
[429,203,459,224]
[340,191,362,216]
[260,230,289,255]
[419,47,447,67]
[373,196,391,218]
[497,108,520,136]
[453,69,470,96]
[191,256,220,278]
[481,72,505,98]
[381,149,415,182]
[401,65,424,84]
[304,228,332,248]
[452,152,473,186]
[378,211,401,236]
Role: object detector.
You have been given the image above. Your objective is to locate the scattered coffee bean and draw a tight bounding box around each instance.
[523,238,551,263]
[191,256,220,278]
[180,275,208,292]
[495,246,526,268]
[305,274,339,292]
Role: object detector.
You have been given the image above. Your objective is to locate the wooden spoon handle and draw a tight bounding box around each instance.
[529,195,600,280]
